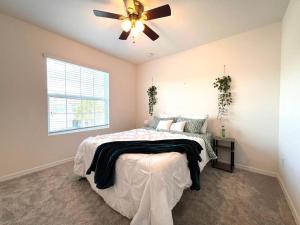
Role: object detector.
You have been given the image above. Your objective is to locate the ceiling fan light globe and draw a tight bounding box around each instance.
[135,20,145,32]
[122,19,132,32]
[131,27,139,38]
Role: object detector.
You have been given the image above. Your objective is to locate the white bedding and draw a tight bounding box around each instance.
[74,128,210,225]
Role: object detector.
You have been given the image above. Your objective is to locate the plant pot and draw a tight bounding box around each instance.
[221,125,226,139]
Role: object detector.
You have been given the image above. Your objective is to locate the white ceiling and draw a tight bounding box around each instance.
[0,0,289,64]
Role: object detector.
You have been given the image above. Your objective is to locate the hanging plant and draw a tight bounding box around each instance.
[147,85,157,116]
[213,75,233,119]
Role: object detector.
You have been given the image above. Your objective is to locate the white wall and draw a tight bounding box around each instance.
[136,23,281,174]
[279,0,300,223]
[0,13,136,178]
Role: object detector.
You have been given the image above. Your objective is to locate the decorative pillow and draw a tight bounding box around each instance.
[148,116,175,129]
[176,117,205,134]
[170,121,186,132]
[180,114,209,133]
[147,117,159,128]
[156,120,173,131]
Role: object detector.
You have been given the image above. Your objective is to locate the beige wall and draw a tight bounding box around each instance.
[0,10,286,186]
[279,0,300,222]
[136,23,281,174]
[0,13,136,177]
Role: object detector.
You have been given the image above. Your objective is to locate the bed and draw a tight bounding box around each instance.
[74,128,216,225]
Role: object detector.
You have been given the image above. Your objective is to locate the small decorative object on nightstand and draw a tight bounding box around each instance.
[212,137,235,173]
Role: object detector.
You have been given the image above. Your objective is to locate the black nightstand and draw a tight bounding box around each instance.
[212,137,235,173]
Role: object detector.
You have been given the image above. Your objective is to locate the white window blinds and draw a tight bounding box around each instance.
[47,57,109,134]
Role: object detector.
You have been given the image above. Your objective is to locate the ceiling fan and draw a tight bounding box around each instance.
[93,0,171,42]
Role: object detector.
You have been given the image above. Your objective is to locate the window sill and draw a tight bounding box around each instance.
[48,125,109,136]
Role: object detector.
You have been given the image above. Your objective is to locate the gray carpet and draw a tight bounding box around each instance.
[0,162,296,225]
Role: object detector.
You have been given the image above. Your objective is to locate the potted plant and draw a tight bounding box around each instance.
[213,73,233,138]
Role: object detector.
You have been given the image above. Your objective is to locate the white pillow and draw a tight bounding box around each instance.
[156,120,173,131]
[170,121,186,132]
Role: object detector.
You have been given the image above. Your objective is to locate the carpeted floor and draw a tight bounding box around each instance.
[0,162,296,225]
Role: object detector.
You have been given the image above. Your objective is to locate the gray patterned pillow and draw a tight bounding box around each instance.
[148,116,176,129]
[176,117,205,134]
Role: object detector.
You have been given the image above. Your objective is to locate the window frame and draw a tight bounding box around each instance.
[46,56,110,135]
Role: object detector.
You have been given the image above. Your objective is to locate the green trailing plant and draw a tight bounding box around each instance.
[147,85,157,116]
[213,75,233,119]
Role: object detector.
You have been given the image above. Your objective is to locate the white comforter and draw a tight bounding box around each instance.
[74,129,209,225]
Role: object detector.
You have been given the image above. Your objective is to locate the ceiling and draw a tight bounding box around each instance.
[0,0,289,64]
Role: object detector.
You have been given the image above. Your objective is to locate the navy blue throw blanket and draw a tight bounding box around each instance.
[86,139,203,190]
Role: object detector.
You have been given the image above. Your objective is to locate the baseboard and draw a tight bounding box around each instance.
[235,163,278,177]
[277,175,300,225]
[0,157,74,183]
[216,160,277,177]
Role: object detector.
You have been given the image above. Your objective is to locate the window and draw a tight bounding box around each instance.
[46,57,109,134]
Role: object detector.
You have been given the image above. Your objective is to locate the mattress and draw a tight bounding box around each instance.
[74,128,210,225]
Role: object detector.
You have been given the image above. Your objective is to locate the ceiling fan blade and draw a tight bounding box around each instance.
[123,0,129,14]
[119,30,131,40]
[144,4,171,20]
[123,0,129,9]
[143,24,159,41]
[93,10,123,20]
[133,0,144,16]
